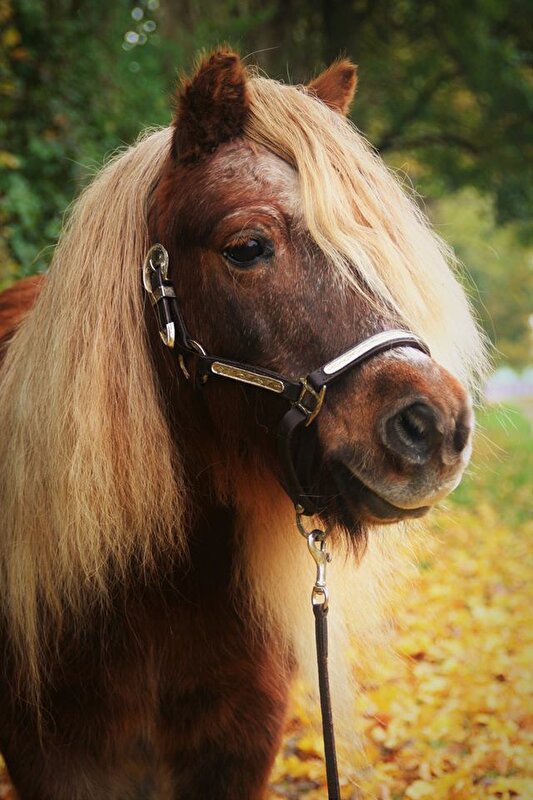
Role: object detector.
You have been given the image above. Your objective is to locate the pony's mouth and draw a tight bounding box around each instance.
[330,460,430,525]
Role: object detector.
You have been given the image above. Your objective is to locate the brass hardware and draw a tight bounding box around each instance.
[178,340,207,380]
[211,363,285,393]
[296,506,330,538]
[187,339,207,356]
[296,378,326,426]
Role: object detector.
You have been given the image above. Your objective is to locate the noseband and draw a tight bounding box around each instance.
[143,243,430,516]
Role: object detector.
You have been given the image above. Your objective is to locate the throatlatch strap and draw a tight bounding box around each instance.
[313,603,341,800]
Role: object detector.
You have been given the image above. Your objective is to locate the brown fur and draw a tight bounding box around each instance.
[174,50,250,163]
[307,59,358,115]
[0,276,43,352]
[0,504,290,799]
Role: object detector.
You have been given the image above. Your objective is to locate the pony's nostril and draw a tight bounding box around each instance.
[383,401,442,464]
[397,404,435,445]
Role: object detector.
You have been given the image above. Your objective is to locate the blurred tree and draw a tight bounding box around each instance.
[434,190,532,368]
[333,0,533,232]
[0,0,171,275]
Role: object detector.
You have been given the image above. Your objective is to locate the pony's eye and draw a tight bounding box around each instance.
[222,238,272,268]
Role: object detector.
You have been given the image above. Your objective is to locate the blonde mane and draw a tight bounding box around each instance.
[0,128,187,695]
[0,75,486,723]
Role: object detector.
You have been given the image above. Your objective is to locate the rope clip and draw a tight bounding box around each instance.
[295,506,331,608]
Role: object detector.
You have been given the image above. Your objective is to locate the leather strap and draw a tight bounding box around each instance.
[314,602,340,800]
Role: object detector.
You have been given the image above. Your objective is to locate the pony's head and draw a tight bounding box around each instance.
[150,50,481,536]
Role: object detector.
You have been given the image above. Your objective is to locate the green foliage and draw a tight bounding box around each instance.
[452,403,532,526]
[432,190,533,368]
[350,0,533,231]
[248,0,533,233]
[0,0,172,275]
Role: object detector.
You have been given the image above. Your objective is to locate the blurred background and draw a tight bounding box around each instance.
[0,2,532,798]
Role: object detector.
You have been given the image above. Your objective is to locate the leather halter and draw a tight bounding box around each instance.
[143,244,430,515]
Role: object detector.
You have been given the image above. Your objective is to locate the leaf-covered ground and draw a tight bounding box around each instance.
[268,404,532,799]
[0,405,530,799]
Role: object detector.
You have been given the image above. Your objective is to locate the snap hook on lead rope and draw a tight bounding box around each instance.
[307,529,331,609]
[295,506,340,800]
[295,505,332,607]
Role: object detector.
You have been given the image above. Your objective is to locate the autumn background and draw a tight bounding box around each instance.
[0,1,531,798]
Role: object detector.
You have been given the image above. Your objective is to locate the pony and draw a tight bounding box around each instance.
[0,51,486,799]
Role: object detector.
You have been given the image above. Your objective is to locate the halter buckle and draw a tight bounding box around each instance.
[143,244,177,349]
[296,378,326,427]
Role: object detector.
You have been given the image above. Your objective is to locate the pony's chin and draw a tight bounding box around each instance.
[330,461,430,527]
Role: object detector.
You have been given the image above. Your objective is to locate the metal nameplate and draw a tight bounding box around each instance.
[211,362,285,393]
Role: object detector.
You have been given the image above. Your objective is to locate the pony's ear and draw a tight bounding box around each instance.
[173,49,249,163]
[307,59,358,116]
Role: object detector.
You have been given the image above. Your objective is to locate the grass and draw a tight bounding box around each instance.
[451,403,532,527]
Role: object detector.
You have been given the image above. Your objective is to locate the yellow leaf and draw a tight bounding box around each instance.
[405,779,434,799]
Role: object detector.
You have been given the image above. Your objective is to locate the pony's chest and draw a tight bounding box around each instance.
[2,584,285,799]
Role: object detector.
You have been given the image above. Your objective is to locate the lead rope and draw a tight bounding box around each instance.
[296,508,341,800]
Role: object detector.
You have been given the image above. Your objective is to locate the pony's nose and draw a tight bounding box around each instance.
[380,400,471,466]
